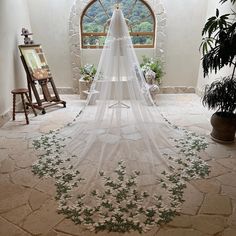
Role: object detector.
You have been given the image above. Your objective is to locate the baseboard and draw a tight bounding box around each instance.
[51,86,196,95]
[159,86,195,94]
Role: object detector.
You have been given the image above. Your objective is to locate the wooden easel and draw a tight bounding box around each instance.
[19,44,66,114]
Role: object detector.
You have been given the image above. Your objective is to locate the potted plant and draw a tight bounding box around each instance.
[80,64,97,82]
[140,56,164,85]
[202,77,236,142]
[200,0,236,142]
[79,64,97,99]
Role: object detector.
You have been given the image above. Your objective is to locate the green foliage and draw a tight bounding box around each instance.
[200,0,236,116]
[140,56,164,84]
[133,21,153,32]
[202,76,236,113]
[83,0,154,46]
[200,0,236,77]
[80,64,97,81]
[220,0,236,4]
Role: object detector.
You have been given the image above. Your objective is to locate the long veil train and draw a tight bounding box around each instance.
[33,7,209,233]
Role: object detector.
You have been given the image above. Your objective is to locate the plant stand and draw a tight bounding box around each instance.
[83,90,99,105]
[79,78,92,99]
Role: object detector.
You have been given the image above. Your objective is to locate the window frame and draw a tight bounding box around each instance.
[80,0,156,49]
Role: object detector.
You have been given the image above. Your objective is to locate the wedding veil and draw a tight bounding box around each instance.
[32,7,209,233]
[65,7,171,183]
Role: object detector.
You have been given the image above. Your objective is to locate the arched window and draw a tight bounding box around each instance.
[81,0,155,48]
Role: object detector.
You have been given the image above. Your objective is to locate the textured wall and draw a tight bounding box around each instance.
[0,0,31,122]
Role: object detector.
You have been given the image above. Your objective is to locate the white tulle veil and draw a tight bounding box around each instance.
[32,7,209,233]
[65,8,171,181]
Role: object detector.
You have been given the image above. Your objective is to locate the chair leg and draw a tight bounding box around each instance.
[21,94,29,125]
[12,94,16,121]
[25,92,37,117]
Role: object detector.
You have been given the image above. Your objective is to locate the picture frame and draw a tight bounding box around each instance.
[18,44,49,77]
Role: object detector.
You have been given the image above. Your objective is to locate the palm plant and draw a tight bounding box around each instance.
[200,0,236,115]
[202,76,236,114]
[200,0,236,79]
[200,0,236,142]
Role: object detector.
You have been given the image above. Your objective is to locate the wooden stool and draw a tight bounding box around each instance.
[11,88,37,124]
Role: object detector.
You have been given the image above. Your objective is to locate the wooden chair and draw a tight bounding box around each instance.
[11,88,37,124]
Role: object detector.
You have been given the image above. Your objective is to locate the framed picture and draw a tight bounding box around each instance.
[19,44,49,76]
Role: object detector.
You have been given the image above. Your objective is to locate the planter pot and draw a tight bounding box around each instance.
[210,112,236,143]
[79,78,93,100]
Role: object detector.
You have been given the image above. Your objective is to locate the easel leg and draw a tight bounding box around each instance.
[25,93,37,117]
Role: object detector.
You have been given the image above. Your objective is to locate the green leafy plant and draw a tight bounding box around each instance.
[202,76,236,114]
[220,0,236,4]
[200,0,236,118]
[140,56,164,84]
[200,0,236,78]
[80,64,97,81]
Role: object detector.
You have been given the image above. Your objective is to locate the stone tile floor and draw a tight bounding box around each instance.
[0,94,236,236]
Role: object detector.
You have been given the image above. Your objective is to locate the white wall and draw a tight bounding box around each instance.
[26,0,74,88]
[197,0,236,93]
[25,0,211,90]
[161,0,208,87]
[82,0,208,87]
[0,0,31,117]
[1,0,229,104]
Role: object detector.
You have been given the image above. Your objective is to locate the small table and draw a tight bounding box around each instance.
[79,79,92,99]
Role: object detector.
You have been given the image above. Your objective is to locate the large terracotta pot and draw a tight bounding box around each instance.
[210,112,236,143]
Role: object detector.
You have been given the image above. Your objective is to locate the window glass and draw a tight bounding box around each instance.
[81,0,155,48]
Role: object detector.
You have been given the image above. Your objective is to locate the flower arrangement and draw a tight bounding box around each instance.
[140,56,164,85]
[80,64,97,81]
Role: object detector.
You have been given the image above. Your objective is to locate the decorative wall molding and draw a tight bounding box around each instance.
[68,0,167,93]
[53,86,195,95]
[148,0,167,60]
[159,86,195,94]
[68,0,89,94]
